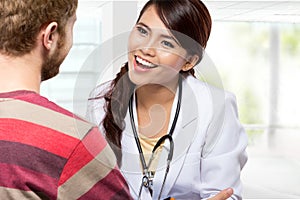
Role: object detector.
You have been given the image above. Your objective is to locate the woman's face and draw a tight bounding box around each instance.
[127,5,189,87]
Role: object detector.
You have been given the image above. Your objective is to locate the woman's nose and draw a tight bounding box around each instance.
[140,45,156,57]
[140,37,158,57]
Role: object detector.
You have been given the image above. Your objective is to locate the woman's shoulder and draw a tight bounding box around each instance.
[184,75,236,100]
[88,80,113,100]
[86,81,112,125]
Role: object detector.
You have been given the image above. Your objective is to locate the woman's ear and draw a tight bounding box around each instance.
[181,54,199,71]
[42,22,58,50]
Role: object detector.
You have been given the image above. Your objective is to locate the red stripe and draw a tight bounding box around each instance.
[58,127,107,185]
[78,167,132,200]
[0,91,77,118]
[0,118,79,158]
[0,91,90,121]
[0,163,58,200]
[82,127,107,157]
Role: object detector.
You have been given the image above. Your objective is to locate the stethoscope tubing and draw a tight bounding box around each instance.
[129,77,182,199]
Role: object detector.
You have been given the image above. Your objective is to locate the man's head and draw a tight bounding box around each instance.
[0,0,78,81]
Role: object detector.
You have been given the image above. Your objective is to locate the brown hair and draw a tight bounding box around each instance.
[97,0,212,165]
[0,0,78,56]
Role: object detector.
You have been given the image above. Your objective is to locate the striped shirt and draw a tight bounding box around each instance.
[0,90,132,200]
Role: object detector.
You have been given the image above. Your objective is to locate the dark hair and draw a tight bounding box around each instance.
[138,0,211,64]
[99,0,211,165]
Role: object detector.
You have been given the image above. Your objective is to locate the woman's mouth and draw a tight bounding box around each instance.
[134,56,157,70]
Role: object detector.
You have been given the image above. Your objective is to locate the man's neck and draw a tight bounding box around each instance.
[0,53,42,94]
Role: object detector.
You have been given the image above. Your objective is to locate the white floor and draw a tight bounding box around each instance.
[242,130,300,199]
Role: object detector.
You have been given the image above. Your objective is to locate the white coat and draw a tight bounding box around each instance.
[86,75,248,200]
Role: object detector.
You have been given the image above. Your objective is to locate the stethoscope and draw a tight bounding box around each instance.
[128,77,182,200]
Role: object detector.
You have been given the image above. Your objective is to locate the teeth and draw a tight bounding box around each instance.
[136,56,156,68]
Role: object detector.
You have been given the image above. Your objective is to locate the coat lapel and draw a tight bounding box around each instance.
[121,95,153,199]
[152,78,199,199]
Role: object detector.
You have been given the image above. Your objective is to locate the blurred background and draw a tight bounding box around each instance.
[41,1,300,198]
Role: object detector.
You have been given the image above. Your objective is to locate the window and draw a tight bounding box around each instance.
[207,18,300,200]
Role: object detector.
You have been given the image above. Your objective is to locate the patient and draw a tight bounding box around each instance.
[0,0,132,199]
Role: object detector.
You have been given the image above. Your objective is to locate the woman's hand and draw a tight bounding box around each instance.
[208,188,234,200]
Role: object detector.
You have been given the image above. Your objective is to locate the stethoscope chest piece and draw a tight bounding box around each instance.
[142,171,154,188]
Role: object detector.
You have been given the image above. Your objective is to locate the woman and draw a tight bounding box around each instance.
[87,0,247,199]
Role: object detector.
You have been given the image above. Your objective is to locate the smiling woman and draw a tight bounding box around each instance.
[86,0,248,199]
[127,5,192,87]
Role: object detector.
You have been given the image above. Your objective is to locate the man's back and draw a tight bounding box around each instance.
[0,90,131,200]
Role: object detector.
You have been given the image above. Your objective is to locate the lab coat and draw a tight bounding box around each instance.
[86,75,248,200]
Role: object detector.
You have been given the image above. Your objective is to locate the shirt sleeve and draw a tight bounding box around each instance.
[200,93,248,200]
[57,127,132,200]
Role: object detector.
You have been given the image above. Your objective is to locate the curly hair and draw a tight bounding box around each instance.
[0,0,78,56]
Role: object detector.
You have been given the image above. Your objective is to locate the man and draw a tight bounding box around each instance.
[0,0,132,199]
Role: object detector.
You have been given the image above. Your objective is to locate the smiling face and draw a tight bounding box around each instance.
[127,5,190,87]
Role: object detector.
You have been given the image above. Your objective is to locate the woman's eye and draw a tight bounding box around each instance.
[162,41,174,48]
[137,26,148,35]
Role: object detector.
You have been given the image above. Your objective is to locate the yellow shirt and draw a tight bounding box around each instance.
[139,137,176,199]
[139,134,164,172]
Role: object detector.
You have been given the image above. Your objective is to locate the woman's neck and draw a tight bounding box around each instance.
[135,84,177,138]
[135,80,178,109]
[135,77,181,138]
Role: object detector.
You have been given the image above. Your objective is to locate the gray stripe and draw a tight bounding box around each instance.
[0,186,42,200]
[0,98,93,139]
[57,146,117,199]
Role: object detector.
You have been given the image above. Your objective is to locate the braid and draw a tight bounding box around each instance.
[102,63,135,166]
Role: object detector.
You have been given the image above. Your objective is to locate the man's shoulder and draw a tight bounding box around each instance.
[35,93,96,140]
[0,90,95,139]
